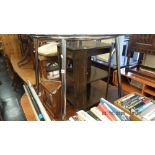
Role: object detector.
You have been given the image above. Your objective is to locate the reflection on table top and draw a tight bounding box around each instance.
[31,34,122,41]
[66,42,112,51]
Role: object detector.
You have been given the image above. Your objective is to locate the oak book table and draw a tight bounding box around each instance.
[114,92,155,121]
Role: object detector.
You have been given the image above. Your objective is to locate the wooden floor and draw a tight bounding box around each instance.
[10,55,35,85]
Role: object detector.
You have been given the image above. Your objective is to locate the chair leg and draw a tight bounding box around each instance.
[57,46,62,80]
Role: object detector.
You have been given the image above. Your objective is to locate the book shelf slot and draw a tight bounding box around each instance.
[143,85,155,96]
[113,69,155,97]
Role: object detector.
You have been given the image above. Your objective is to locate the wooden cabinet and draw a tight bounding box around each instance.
[40,81,62,120]
[113,68,155,97]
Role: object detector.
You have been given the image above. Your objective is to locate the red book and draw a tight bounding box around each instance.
[98,103,116,121]
[143,98,152,104]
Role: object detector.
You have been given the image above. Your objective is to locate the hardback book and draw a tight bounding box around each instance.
[102,102,121,121]
[120,94,143,107]
[46,62,59,72]
[100,98,130,121]
[97,103,116,121]
[126,100,143,110]
[69,117,76,121]
[139,104,155,121]
[90,107,110,121]
[47,70,59,80]
[133,101,153,115]
[143,98,152,104]
[69,115,79,121]
[87,110,101,121]
[141,109,155,121]
[104,104,121,121]
[76,110,96,121]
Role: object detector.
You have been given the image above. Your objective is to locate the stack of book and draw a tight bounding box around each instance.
[115,93,155,121]
[69,98,130,121]
[46,62,59,79]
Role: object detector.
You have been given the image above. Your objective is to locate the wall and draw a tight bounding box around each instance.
[0,34,21,59]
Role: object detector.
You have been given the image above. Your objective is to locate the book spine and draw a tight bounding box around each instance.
[143,98,152,104]
[100,98,130,121]
[87,111,101,121]
[135,102,153,114]
[121,95,144,106]
[98,103,116,121]
[121,94,135,102]
[133,102,145,110]
[126,100,143,110]
[77,110,96,121]
[142,109,155,121]
[101,102,121,121]
[69,117,75,121]
[90,107,110,121]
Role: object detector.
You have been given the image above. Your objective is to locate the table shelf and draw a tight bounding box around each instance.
[67,66,108,83]
[67,80,121,110]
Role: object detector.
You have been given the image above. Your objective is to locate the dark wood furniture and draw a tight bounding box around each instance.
[21,94,37,121]
[126,34,155,79]
[66,43,112,110]
[21,92,77,121]
[39,80,62,120]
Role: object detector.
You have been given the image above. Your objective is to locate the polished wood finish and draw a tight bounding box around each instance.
[20,94,37,121]
[0,34,21,58]
[0,34,36,85]
[143,85,155,96]
[10,55,36,85]
[40,80,62,120]
[129,35,155,54]
[20,93,77,121]
[113,68,155,96]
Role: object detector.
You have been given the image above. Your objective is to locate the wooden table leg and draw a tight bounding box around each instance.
[73,51,87,109]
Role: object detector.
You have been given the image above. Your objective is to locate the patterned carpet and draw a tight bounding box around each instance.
[0,54,26,121]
